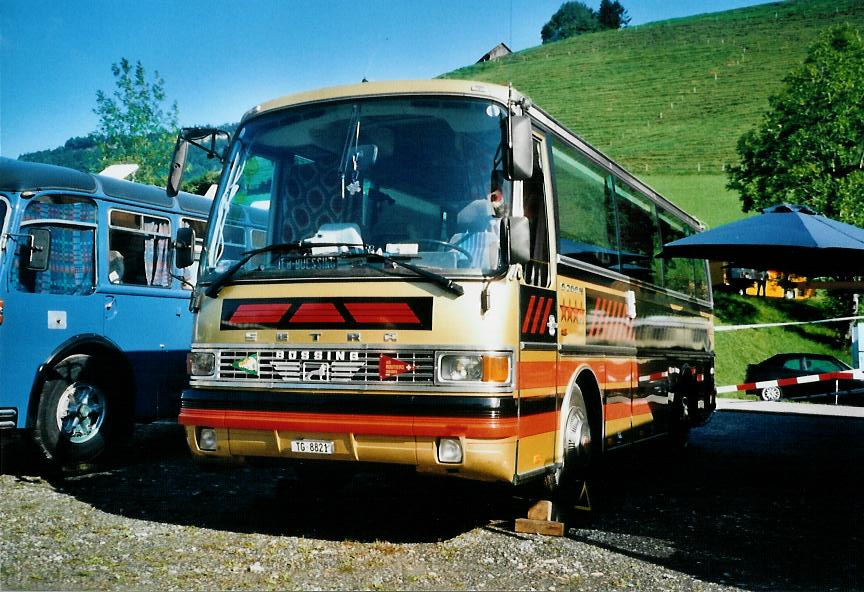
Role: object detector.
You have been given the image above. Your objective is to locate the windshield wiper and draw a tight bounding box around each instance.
[205,241,372,297]
[204,242,462,298]
[204,242,306,297]
[365,253,464,297]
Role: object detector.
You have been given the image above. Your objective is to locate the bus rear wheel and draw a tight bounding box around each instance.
[34,355,123,463]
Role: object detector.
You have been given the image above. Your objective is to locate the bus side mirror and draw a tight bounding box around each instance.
[25,228,51,272]
[166,135,189,198]
[503,115,534,181]
[174,227,196,269]
[505,216,531,265]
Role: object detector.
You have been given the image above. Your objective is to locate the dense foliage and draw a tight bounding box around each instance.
[598,0,630,30]
[541,1,629,44]
[18,135,101,171]
[727,24,864,228]
[541,2,600,43]
[94,58,179,186]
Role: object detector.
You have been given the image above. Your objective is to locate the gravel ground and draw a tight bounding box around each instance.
[2,410,862,591]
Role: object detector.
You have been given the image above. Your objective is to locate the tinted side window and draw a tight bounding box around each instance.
[613,180,660,284]
[522,139,551,286]
[552,140,619,269]
[808,357,844,373]
[658,209,696,295]
[16,195,96,295]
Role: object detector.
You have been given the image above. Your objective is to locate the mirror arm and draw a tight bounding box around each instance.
[183,128,230,164]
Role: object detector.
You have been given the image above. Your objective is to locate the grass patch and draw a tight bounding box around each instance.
[642,174,747,228]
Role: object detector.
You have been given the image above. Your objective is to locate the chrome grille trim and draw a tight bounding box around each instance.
[214,348,435,385]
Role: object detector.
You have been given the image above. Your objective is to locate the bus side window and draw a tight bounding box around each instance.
[108,210,172,287]
[521,139,551,286]
[16,196,96,295]
[612,180,660,284]
[552,140,619,270]
[658,211,695,296]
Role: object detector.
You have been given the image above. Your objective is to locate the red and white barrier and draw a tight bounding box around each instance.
[638,367,707,384]
[716,369,864,394]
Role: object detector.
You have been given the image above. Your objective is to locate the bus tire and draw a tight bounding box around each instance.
[33,354,127,463]
[545,383,595,498]
[668,392,691,449]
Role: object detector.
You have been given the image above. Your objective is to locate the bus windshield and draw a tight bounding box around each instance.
[203,97,511,283]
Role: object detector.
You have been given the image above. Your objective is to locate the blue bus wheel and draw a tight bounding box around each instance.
[34,355,120,463]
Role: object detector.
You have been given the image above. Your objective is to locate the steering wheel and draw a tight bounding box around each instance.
[417,238,473,260]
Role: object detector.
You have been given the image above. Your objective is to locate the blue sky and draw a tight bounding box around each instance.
[1,0,770,159]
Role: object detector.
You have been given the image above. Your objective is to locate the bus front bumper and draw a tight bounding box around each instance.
[179,388,520,483]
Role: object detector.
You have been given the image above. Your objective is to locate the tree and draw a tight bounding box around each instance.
[541,1,600,44]
[598,0,630,30]
[727,25,864,229]
[94,58,179,185]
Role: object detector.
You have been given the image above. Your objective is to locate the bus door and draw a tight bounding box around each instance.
[101,207,187,419]
[4,195,102,425]
[515,136,558,476]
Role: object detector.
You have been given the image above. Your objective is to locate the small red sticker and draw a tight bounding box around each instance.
[379,354,415,380]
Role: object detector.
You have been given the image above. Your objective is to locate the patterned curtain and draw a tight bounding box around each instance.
[143,219,171,287]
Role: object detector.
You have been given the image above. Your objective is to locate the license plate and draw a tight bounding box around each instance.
[290,440,334,455]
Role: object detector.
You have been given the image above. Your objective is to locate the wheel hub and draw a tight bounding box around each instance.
[56,383,106,444]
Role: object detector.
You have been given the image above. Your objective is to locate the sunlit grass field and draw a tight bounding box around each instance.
[642,174,745,228]
[446,0,864,176]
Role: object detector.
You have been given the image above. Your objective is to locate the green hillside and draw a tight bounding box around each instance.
[445,0,864,227]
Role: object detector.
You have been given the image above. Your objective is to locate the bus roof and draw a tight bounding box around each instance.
[243,79,521,123]
[0,157,97,194]
[0,157,211,216]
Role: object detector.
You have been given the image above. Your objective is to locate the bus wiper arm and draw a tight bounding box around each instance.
[366,253,464,297]
[204,242,306,298]
[204,241,373,298]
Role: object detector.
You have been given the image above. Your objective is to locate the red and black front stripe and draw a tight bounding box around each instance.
[221,297,433,330]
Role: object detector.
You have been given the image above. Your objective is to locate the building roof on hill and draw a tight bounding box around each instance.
[476,43,512,63]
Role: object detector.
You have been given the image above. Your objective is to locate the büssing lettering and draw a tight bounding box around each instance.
[285,350,360,361]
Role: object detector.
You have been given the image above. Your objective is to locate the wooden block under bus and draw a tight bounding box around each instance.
[514,517,565,537]
[527,499,554,521]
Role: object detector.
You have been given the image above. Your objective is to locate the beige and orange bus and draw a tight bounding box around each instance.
[169,80,715,493]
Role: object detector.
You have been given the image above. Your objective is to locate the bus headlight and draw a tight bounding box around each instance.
[437,353,511,384]
[187,352,215,376]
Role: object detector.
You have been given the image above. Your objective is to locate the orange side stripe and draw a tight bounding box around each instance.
[518,360,558,390]
[518,410,557,438]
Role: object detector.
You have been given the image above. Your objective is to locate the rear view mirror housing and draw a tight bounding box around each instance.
[166,137,189,198]
[502,115,534,181]
[25,228,51,272]
[174,227,196,269]
[166,127,231,197]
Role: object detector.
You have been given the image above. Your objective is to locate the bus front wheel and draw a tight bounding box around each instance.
[34,354,124,463]
[545,384,595,497]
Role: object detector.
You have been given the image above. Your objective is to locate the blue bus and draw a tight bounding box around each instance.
[0,157,209,462]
